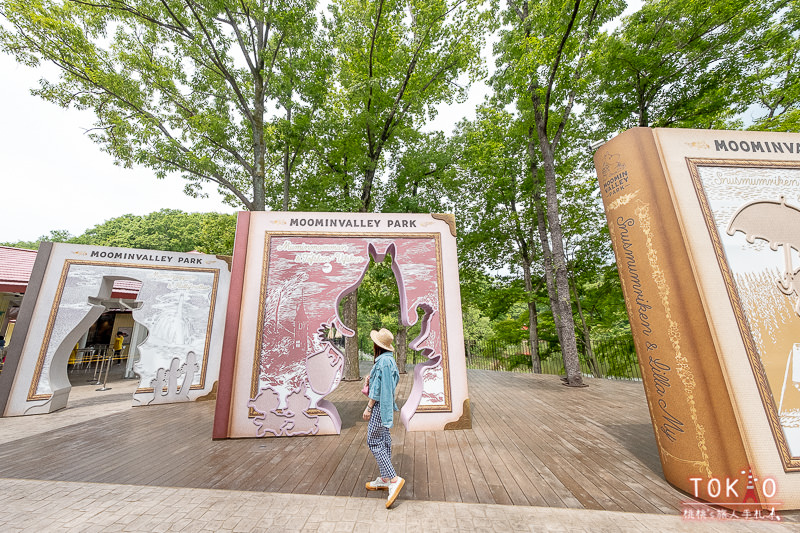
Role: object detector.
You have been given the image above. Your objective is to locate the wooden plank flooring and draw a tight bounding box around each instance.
[0,369,688,514]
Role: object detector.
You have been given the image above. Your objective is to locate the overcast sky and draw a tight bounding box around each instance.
[0,53,239,244]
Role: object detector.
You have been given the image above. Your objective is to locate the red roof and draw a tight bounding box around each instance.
[0,246,37,293]
[111,280,142,299]
[0,246,140,298]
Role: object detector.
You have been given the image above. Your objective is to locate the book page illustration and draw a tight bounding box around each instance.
[248,234,449,436]
[691,161,800,466]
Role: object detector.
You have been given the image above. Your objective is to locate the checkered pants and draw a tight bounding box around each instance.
[367,402,396,479]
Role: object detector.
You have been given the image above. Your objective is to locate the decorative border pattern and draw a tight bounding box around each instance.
[686,157,800,471]
[28,260,220,401]
[249,232,451,415]
[411,232,451,413]
[636,199,711,476]
[431,214,457,237]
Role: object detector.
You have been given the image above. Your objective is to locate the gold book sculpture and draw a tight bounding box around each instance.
[594,127,800,511]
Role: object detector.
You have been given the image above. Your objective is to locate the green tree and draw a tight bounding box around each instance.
[379,130,458,371]
[354,254,422,373]
[382,130,455,214]
[453,106,547,371]
[316,0,487,213]
[460,304,493,343]
[459,269,530,326]
[491,0,622,386]
[744,0,800,131]
[73,209,236,254]
[269,17,333,210]
[316,0,487,380]
[0,0,330,211]
[196,212,237,256]
[568,264,629,340]
[1,229,75,250]
[1,211,236,253]
[588,0,782,131]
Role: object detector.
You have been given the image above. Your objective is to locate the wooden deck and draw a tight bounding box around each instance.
[0,369,686,514]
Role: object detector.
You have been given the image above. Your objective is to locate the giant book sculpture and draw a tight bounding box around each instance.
[212,211,470,439]
[594,127,800,511]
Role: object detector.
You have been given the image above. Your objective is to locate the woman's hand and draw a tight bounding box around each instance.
[362,406,372,421]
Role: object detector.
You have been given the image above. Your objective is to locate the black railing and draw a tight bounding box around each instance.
[356,335,641,381]
[463,337,641,380]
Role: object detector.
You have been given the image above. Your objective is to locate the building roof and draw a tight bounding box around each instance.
[0,246,141,299]
[0,246,37,293]
[111,280,142,299]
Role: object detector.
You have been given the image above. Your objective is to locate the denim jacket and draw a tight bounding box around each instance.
[368,351,400,428]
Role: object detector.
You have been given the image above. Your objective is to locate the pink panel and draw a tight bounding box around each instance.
[213,211,251,439]
[250,235,447,435]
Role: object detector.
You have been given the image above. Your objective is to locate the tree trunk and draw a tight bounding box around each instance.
[527,299,541,373]
[361,167,376,213]
[396,319,408,374]
[252,75,266,211]
[282,105,292,211]
[528,135,562,343]
[344,166,378,380]
[569,268,602,378]
[342,291,360,381]
[521,255,541,373]
[537,133,584,387]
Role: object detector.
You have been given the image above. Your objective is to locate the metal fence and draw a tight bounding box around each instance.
[463,337,641,380]
[357,335,641,381]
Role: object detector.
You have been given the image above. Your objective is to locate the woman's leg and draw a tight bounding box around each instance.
[366,403,397,480]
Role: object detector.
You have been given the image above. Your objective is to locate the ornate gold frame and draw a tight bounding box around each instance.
[249,232,452,416]
[28,259,220,401]
[687,157,800,471]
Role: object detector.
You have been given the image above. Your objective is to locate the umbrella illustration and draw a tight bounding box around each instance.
[727,196,800,306]
[727,196,800,416]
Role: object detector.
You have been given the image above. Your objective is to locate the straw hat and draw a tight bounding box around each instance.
[370,328,395,352]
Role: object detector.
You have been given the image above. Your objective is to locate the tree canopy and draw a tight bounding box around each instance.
[0,0,330,211]
[311,0,487,213]
[3,0,799,382]
[1,209,236,255]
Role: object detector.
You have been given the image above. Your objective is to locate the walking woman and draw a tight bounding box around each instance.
[362,327,404,508]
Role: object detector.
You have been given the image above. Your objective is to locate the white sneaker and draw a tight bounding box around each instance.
[365,477,390,491]
[386,477,405,508]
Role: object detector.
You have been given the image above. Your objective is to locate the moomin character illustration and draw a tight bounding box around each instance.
[213,211,470,439]
[245,240,448,436]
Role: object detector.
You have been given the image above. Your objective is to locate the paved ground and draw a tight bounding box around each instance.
[0,374,794,532]
[0,477,792,532]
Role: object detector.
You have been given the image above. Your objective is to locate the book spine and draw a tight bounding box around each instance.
[212,211,251,439]
[595,128,751,508]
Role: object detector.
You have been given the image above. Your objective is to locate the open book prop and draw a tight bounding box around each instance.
[212,212,470,439]
[594,127,800,510]
[0,242,230,416]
